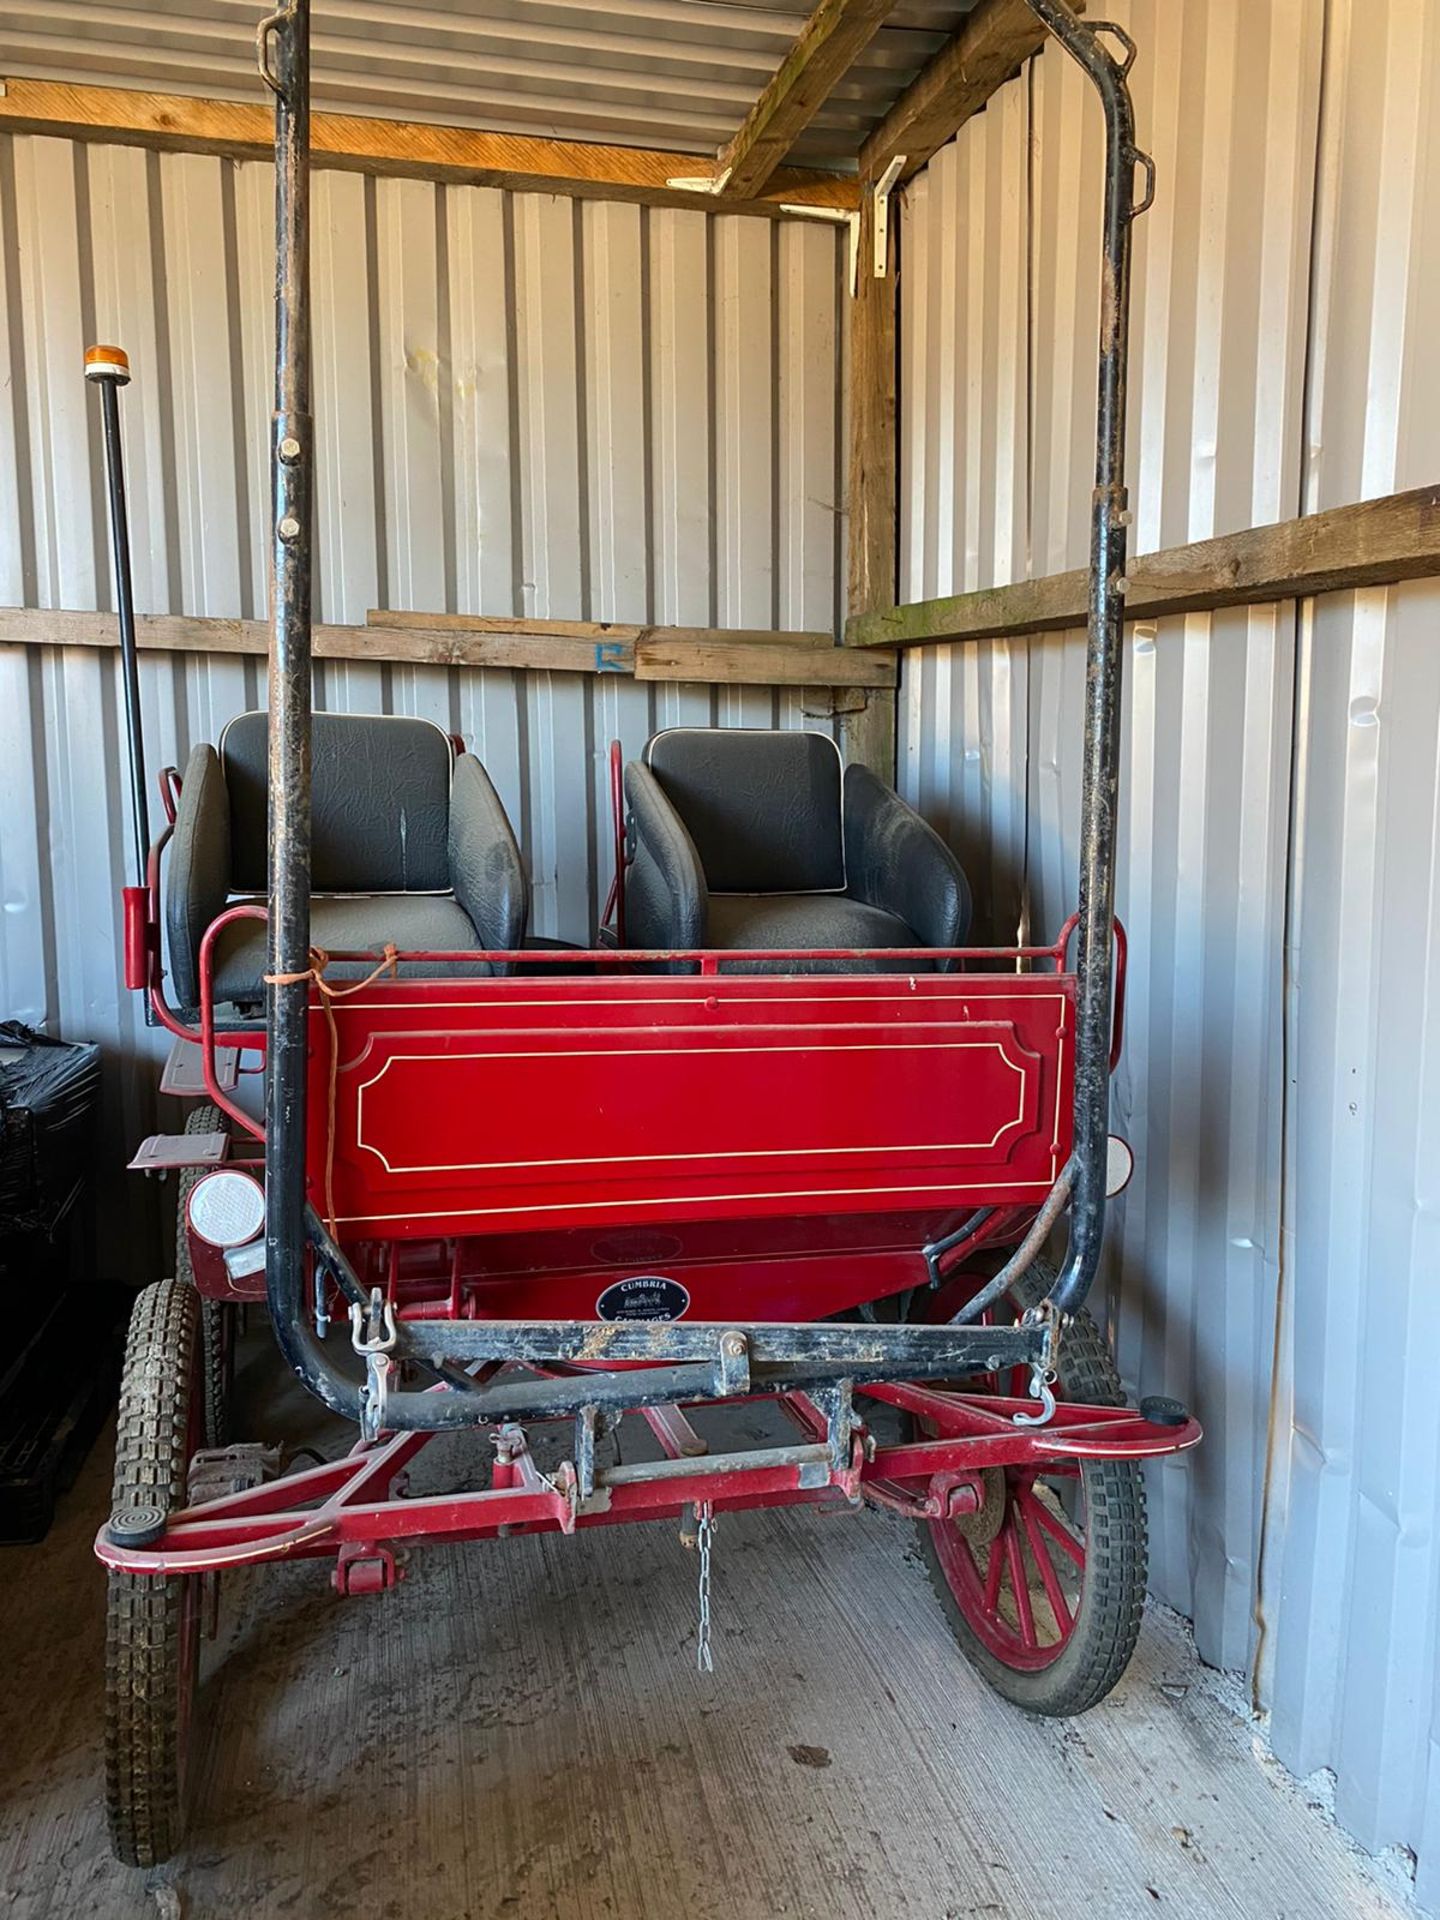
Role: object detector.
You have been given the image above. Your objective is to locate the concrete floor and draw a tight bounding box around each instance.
[1,1335,1417,1920]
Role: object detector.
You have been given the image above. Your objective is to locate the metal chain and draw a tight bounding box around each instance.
[696,1501,716,1673]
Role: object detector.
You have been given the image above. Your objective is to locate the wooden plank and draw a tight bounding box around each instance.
[369,610,644,640]
[371,610,835,649]
[847,567,1089,647]
[0,606,872,685]
[636,636,897,688]
[716,0,897,200]
[0,606,638,675]
[861,0,1075,184]
[844,484,1440,648]
[0,79,857,218]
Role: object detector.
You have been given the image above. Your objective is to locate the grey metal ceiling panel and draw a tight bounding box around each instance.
[0,0,980,165]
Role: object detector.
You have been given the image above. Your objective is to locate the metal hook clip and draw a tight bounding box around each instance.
[350,1289,398,1442]
[1089,20,1139,74]
[255,6,292,96]
[359,1351,392,1442]
[1128,145,1157,218]
[1012,1365,1058,1428]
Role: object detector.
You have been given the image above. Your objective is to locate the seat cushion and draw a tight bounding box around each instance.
[221,711,454,894]
[210,895,492,1007]
[646,729,845,893]
[705,892,929,974]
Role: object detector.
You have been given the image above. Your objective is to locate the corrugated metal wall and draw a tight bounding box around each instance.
[1266,0,1440,1893]
[898,0,1440,1891]
[0,133,848,1271]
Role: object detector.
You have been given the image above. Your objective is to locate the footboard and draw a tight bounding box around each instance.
[309,969,1077,1240]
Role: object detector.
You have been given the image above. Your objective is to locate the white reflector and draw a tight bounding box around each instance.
[1106,1134,1135,1198]
[189,1168,266,1249]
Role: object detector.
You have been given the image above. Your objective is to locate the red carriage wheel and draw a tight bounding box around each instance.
[105,1279,205,1866]
[915,1259,1148,1716]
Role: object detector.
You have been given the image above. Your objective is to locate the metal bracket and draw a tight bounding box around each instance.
[333,1542,401,1596]
[801,689,870,721]
[809,1381,856,1474]
[665,167,733,196]
[778,204,861,297]
[871,155,906,279]
[714,1330,750,1397]
[575,1403,600,1501]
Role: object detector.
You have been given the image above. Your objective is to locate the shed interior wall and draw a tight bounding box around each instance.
[0,132,849,1267]
[896,0,1440,1896]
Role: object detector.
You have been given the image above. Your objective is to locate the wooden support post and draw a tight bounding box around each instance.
[837,179,899,781]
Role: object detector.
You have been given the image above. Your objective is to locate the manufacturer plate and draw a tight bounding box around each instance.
[596,1276,691,1322]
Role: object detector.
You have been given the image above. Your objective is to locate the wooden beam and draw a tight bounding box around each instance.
[844,484,1440,648]
[715,0,896,201]
[846,187,899,624]
[369,610,834,649]
[0,607,890,688]
[0,79,857,217]
[861,0,1074,184]
[635,635,895,689]
[836,180,900,779]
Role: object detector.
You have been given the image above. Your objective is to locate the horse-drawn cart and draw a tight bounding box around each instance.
[88,0,1198,1867]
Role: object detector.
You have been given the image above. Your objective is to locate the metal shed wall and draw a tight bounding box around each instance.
[0,132,848,1270]
[1266,0,1440,1892]
[898,0,1440,1891]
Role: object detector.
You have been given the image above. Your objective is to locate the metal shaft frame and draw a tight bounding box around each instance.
[255,0,1151,1416]
[1024,0,1150,1319]
[260,0,315,1385]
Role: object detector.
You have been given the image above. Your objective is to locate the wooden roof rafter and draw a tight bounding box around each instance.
[709,0,898,201]
[0,78,857,217]
[861,0,1080,185]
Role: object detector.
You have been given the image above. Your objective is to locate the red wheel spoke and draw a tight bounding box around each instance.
[1022,1487,1085,1568]
[1002,1507,1038,1649]
[1017,1493,1073,1636]
[982,1534,1005,1613]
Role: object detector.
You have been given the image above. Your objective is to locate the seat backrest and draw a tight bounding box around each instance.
[221,711,453,894]
[646,728,845,894]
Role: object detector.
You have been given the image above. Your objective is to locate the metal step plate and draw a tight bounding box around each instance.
[129,1131,229,1173]
[160,1035,240,1096]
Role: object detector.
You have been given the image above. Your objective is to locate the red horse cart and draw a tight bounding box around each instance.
[89,0,1198,1867]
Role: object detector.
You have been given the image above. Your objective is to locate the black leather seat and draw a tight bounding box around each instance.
[622,728,970,971]
[166,711,527,1013]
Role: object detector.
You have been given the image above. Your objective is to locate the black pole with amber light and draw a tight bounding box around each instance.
[85,343,150,895]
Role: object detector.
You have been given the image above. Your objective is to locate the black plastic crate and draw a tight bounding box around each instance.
[0,1286,125,1545]
[0,1022,101,1242]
